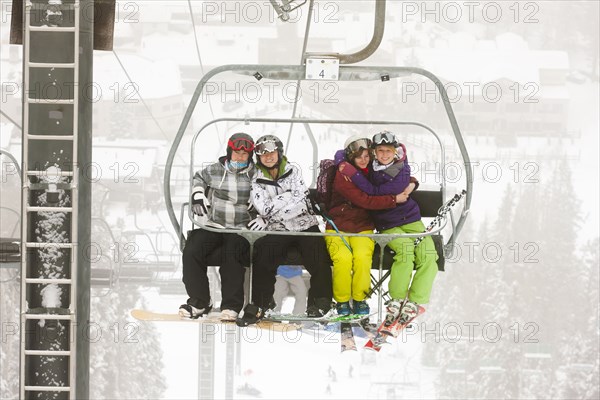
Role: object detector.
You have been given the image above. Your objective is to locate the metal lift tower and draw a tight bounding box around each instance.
[10,0,114,397]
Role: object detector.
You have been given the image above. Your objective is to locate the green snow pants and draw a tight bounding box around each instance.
[382,220,438,304]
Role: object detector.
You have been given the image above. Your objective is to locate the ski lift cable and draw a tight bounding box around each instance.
[0,148,22,178]
[0,109,22,131]
[284,0,387,152]
[111,50,187,167]
[283,0,315,153]
[187,0,222,147]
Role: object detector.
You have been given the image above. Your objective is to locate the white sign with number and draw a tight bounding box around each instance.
[305,58,340,81]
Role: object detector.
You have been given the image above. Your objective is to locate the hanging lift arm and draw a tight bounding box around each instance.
[304,0,387,65]
[271,0,387,65]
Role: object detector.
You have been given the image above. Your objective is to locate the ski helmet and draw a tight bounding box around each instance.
[226,132,255,160]
[344,135,372,160]
[372,130,406,162]
[371,130,399,148]
[255,135,284,167]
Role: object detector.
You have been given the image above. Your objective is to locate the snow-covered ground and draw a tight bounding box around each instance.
[142,290,438,400]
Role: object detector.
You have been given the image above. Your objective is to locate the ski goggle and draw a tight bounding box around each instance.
[372,131,397,146]
[228,138,254,152]
[345,138,372,154]
[255,140,280,155]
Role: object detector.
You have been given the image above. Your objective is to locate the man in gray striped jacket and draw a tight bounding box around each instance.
[179,133,257,321]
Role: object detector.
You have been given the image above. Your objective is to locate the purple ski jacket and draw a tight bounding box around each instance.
[336,149,422,231]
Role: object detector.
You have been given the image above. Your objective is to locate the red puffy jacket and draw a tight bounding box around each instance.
[326,170,396,233]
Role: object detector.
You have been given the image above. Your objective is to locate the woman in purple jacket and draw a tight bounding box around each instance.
[339,131,438,325]
[326,136,408,316]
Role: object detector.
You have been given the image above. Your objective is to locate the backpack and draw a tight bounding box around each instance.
[316,159,336,211]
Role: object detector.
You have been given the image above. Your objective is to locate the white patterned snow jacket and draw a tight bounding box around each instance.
[251,157,318,232]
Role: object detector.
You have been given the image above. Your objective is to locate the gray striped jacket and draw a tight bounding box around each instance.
[192,156,256,229]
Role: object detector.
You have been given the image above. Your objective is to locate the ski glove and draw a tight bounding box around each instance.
[338,161,357,177]
[247,216,268,231]
[191,190,209,216]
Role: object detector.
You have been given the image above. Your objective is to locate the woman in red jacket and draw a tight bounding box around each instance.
[325,136,410,316]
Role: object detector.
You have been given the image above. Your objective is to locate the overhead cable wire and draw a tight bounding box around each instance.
[111,49,187,167]
[284,0,315,153]
[187,0,222,147]
[0,109,22,130]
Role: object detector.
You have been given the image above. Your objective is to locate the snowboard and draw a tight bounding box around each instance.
[130,309,301,331]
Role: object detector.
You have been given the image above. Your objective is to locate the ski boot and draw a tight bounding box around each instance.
[336,301,351,316]
[352,300,370,315]
[384,299,404,326]
[398,300,419,325]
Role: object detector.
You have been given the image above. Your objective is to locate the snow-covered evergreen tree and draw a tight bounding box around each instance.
[89,288,167,399]
[87,200,167,398]
[0,275,19,398]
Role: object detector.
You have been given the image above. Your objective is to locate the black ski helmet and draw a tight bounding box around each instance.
[371,130,399,148]
[226,132,255,160]
[371,130,406,162]
[255,135,284,167]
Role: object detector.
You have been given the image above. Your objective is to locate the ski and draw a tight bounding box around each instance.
[265,312,374,324]
[387,305,426,338]
[364,329,388,352]
[356,320,378,339]
[364,312,398,352]
[340,322,357,352]
[364,306,426,351]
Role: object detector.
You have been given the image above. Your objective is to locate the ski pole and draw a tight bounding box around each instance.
[312,200,352,252]
[368,190,467,297]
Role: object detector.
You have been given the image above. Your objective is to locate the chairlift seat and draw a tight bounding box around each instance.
[372,235,445,273]
[196,232,307,267]
[0,238,20,263]
[370,188,446,271]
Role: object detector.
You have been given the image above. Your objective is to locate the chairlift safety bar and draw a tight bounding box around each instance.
[166,64,472,248]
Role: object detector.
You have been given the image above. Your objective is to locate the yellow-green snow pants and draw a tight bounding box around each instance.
[383,220,438,304]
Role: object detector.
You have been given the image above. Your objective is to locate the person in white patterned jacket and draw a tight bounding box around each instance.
[237,134,333,326]
[179,133,257,321]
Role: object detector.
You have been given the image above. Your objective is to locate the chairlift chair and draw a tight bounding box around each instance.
[165,63,471,323]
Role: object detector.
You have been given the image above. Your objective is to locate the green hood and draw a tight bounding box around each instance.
[257,156,288,180]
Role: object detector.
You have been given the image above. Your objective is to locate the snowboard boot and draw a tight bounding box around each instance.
[398,300,419,325]
[178,298,212,319]
[220,309,239,321]
[306,297,333,318]
[236,298,275,327]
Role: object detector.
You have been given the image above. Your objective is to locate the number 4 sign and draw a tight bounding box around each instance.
[306,57,340,81]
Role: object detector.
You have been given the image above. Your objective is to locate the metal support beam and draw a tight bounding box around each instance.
[19,0,93,398]
[77,0,94,398]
